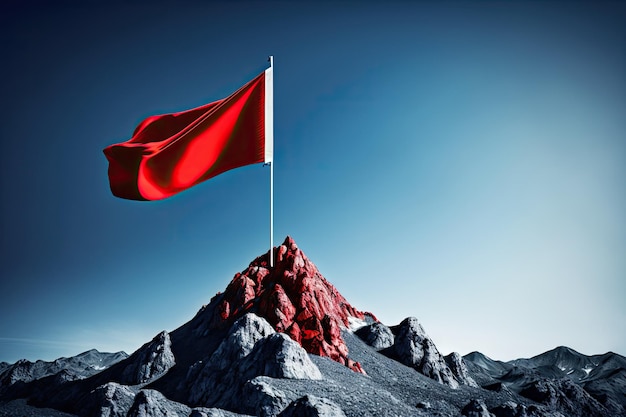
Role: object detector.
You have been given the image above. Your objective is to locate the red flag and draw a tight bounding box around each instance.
[104,67,273,201]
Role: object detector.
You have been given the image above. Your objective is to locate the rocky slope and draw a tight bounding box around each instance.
[0,236,623,417]
[464,347,626,417]
[0,349,127,389]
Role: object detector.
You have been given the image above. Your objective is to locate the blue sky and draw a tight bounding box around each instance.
[1,1,624,364]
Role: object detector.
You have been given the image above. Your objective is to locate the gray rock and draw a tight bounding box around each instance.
[355,322,394,350]
[446,352,479,387]
[390,317,459,388]
[187,316,321,410]
[190,408,252,417]
[278,395,346,417]
[490,401,567,417]
[491,401,533,417]
[211,313,276,370]
[121,331,175,385]
[490,401,520,417]
[242,377,291,417]
[520,378,609,417]
[185,313,276,390]
[127,389,190,417]
[415,401,431,410]
[88,382,136,417]
[462,399,494,417]
[240,333,323,380]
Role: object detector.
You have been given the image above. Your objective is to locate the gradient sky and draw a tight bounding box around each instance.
[1,1,624,364]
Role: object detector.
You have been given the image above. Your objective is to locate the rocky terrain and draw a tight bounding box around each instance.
[1,236,624,417]
[464,346,626,416]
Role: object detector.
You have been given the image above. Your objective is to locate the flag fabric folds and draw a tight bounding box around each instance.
[103,67,273,201]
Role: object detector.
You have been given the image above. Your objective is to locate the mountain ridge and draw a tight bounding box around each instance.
[0,236,623,417]
[464,344,626,415]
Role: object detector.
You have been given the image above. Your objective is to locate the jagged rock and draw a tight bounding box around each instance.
[278,395,346,417]
[121,331,175,385]
[187,316,321,410]
[87,382,136,417]
[127,389,190,417]
[446,352,479,387]
[355,322,394,350]
[194,236,371,373]
[389,317,459,388]
[242,377,291,417]
[462,399,494,417]
[210,313,276,370]
[184,314,275,401]
[520,378,608,417]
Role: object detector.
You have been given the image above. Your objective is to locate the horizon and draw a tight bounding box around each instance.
[0,234,622,364]
[1,1,624,364]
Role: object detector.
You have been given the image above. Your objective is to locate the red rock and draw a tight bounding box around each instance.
[202,236,375,374]
[287,322,301,344]
[218,300,229,321]
[348,359,367,375]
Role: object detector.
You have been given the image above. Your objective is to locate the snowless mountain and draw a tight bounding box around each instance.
[1,236,624,417]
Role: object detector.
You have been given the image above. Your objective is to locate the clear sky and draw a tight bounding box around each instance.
[1,1,624,364]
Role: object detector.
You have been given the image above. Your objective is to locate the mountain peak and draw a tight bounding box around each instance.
[196,236,373,373]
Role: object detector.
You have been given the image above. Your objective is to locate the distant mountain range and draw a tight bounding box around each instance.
[464,346,626,416]
[1,236,623,417]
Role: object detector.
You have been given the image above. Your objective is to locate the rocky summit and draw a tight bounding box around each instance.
[0,236,624,417]
[191,236,373,373]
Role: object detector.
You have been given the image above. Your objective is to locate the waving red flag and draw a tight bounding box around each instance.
[104,67,273,201]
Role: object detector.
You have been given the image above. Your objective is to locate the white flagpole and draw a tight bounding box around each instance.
[270,146,274,268]
[266,56,274,267]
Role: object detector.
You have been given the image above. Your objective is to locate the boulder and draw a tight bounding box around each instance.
[127,389,190,417]
[462,399,494,417]
[278,395,346,417]
[210,313,276,370]
[242,377,291,417]
[240,333,323,380]
[355,322,394,350]
[87,382,136,417]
